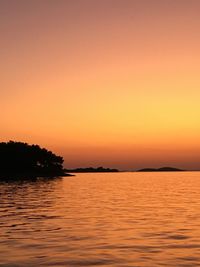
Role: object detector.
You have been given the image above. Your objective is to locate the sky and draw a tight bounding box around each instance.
[1,0,200,170]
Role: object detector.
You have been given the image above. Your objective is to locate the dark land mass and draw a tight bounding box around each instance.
[65,166,119,173]
[137,167,185,172]
[0,141,72,181]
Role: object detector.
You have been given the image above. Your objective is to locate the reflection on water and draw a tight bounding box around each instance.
[1,172,200,266]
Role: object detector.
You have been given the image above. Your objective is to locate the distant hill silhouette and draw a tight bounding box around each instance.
[65,166,119,173]
[0,141,71,180]
[137,167,185,172]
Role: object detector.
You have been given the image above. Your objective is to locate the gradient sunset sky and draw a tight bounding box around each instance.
[1,0,200,170]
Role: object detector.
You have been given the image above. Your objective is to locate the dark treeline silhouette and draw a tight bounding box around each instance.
[65,166,119,173]
[0,141,69,179]
[137,167,184,172]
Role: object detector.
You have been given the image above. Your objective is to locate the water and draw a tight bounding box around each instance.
[1,172,200,266]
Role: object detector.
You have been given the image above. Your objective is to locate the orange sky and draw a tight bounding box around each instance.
[1,0,200,170]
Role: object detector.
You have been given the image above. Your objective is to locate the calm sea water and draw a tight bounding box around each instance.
[1,172,200,267]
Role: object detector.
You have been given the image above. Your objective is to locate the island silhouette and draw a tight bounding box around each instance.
[65,167,119,173]
[137,167,184,172]
[0,141,71,180]
[0,141,186,180]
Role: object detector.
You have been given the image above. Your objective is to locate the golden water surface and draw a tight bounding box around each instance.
[1,172,200,266]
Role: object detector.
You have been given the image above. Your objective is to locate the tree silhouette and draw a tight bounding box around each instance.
[0,141,66,178]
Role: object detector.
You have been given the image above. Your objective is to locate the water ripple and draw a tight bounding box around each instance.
[1,172,200,266]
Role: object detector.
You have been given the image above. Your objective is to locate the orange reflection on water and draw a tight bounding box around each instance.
[1,172,200,266]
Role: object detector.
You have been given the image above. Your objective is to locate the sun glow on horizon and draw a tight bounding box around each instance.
[1,0,200,170]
